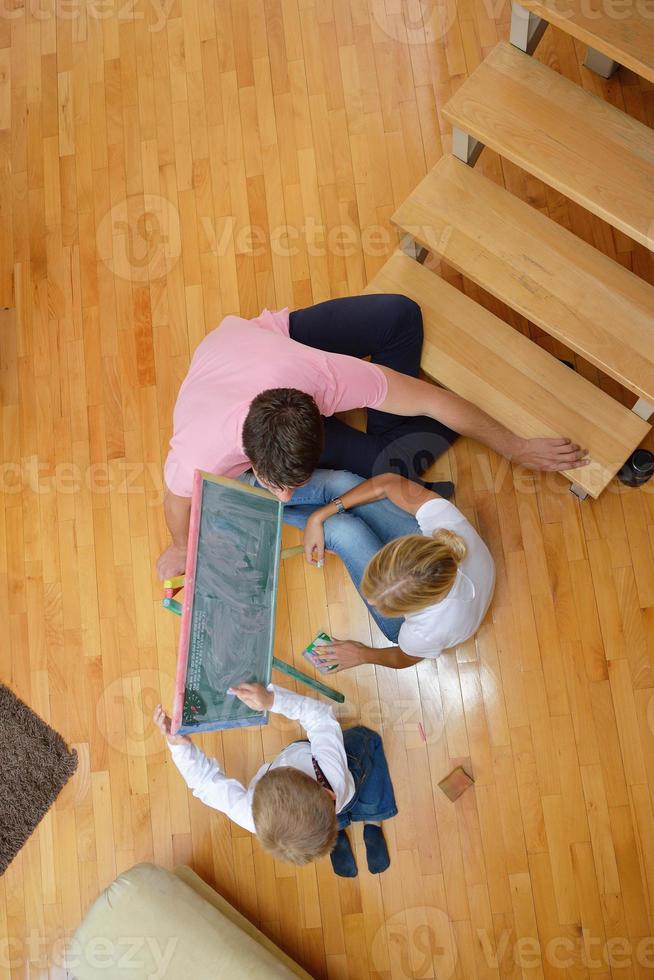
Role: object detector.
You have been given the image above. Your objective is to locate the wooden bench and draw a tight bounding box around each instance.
[364,251,649,499]
[442,41,654,250]
[392,154,654,420]
[510,0,654,83]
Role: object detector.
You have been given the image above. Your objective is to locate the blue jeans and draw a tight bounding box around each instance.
[297,726,398,829]
[337,726,398,829]
[282,470,419,641]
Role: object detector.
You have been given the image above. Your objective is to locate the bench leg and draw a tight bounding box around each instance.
[509,1,548,55]
[584,46,619,78]
[570,483,589,501]
[631,398,654,421]
[399,234,428,265]
[452,127,484,167]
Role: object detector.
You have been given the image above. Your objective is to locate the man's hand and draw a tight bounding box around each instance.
[228,682,274,711]
[304,514,326,567]
[153,704,191,746]
[157,543,187,581]
[510,437,589,472]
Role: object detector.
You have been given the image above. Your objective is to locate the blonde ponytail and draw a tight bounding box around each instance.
[432,528,467,563]
[361,528,467,617]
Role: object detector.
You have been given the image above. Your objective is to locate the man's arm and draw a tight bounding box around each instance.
[376,366,589,472]
[156,488,192,580]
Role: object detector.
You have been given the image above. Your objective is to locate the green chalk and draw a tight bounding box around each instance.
[272,656,345,703]
[162,597,183,616]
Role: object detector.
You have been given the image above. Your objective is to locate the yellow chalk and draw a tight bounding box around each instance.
[280,545,304,560]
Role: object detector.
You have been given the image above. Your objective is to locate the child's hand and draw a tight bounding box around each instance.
[228,683,274,711]
[304,514,326,567]
[153,704,191,746]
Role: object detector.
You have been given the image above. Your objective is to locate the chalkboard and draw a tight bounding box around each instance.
[171,472,283,734]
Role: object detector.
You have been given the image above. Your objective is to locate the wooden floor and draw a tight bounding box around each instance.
[1,1,654,977]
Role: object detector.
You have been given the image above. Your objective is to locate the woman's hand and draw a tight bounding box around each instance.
[153,704,191,746]
[315,639,372,672]
[304,513,326,567]
[228,682,274,711]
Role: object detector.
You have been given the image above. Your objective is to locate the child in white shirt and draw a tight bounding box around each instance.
[154,682,397,877]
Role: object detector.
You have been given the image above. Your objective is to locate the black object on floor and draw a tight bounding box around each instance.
[423,480,455,499]
[0,685,78,874]
[363,824,390,874]
[617,449,654,487]
[330,829,358,877]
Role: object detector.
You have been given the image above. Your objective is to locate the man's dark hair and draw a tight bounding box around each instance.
[242,388,324,489]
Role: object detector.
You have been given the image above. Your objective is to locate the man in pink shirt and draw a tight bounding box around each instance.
[158,295,587,580]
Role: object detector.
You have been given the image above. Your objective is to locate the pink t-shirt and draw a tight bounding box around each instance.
[164,309,388,496]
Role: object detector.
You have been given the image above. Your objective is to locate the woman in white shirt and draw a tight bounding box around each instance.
[302,473,495,670]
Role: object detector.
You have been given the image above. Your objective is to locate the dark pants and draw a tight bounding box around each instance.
[337,726,398,830]
[288,294,458,482]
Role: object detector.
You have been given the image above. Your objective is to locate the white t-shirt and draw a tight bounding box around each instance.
[398,498,495,659]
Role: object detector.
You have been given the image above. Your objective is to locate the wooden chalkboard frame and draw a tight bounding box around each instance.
[171,470,283,734]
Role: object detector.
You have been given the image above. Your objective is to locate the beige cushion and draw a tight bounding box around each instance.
[70,863,311,979]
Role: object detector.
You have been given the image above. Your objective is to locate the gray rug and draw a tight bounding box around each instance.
[0,685,78,874]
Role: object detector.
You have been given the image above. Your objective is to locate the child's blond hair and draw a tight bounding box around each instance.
[252,767,337,864]
[362,528,467,617]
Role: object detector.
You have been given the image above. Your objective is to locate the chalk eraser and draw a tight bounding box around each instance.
[302,631,334,674]
[438,766,474,802]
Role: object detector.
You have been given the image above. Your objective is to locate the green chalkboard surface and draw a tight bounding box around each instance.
[172,472,283,734]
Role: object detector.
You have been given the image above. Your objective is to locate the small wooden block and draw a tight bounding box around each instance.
[438,766,474,801]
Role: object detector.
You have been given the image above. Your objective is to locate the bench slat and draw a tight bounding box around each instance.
[518,0,654,84]
[442,41,654,249]
[392,154,654,406]
[364,251,649,498]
